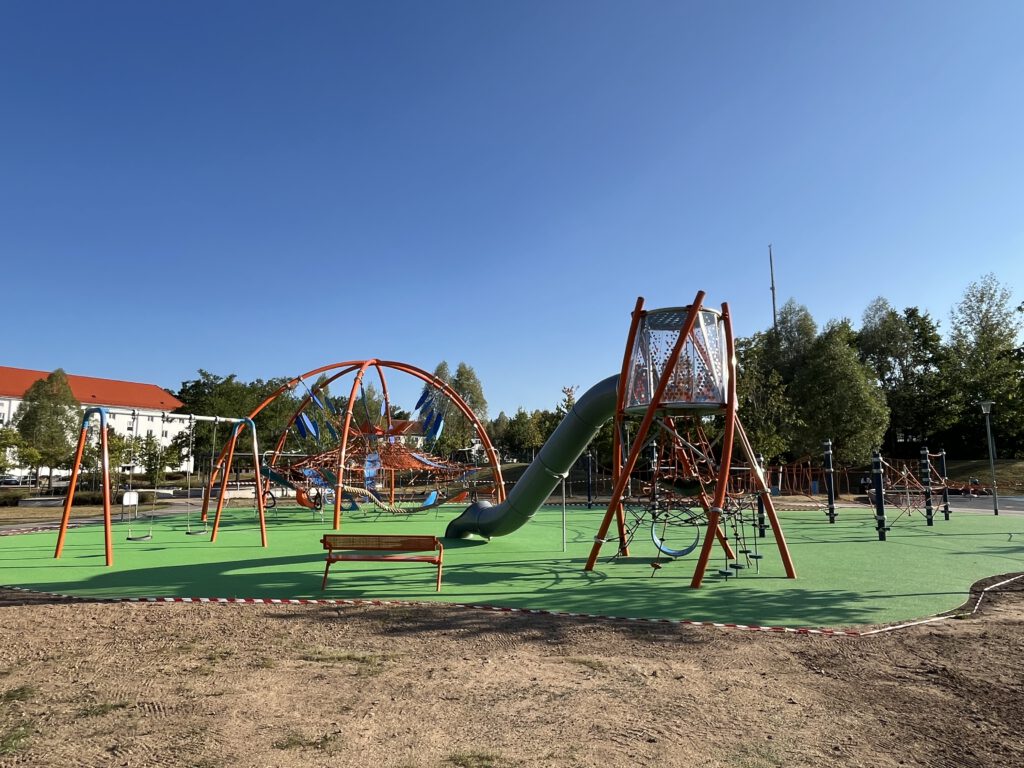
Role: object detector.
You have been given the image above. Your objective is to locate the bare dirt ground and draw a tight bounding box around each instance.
[1,577,1022,768]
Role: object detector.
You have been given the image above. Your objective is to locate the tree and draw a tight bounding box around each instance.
[735,332,796,461]
[788,321,889,464]
[941,274,1024,456]
[488,412,511,458]
[138,434,171,488]
[13,369,80,491]
[857,299,954,455]
[0,427,21,476]
[503,408,542,461]
[771,299,818,382]
[175,371,298,471]
[433,362,488,458]
[556,386,578,416]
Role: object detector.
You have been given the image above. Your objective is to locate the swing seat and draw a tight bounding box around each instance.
[729,562,745,570]
[126,533,152,542]
[749,554,764,560]
[717,569,734,578]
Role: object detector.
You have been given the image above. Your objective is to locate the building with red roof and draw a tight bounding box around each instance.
[0,366,186,478]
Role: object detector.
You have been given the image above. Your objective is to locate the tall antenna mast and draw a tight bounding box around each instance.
[768,244,778,332]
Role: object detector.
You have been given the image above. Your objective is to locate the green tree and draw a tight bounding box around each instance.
[138,434,170,487]
[941,274,1024,456]
[0,426,22,476]
[771,299,818,382]
[857,298,953,455]
[556,386,578,416]
[13,369,81,491]
[789,321,889,464]
[488,412,510,458]
[503,408,542,461]
[434,362,487,458]
[735,332,796,461]
[175,371,298,471]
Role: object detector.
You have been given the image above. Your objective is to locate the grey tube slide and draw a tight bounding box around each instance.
[445,374,619,540]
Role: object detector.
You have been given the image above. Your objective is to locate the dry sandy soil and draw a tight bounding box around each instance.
[1,576,1022,768]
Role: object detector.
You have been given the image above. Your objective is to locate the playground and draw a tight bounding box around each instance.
[2,292,1022,765]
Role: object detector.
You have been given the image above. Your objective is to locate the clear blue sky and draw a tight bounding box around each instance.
[2,2,1022,417]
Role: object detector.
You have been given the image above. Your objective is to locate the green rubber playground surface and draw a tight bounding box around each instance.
[1,504,1021,628]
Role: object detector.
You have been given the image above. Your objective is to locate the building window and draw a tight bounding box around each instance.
[162,430,168,438]
[148,416,154,422]
[147,429,153,437]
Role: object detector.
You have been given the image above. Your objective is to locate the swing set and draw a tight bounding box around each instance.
[54,408,255,566]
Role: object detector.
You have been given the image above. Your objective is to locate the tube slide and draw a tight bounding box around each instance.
[445,374,618,539]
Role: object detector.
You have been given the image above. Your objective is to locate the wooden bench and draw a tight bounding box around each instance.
[320,534,444,592]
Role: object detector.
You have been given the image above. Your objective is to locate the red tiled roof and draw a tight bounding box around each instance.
[0,367,184,411]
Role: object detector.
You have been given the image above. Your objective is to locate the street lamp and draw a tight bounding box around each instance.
[979,401,1000,516]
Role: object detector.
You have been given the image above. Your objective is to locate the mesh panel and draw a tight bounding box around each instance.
[625,307,728,411]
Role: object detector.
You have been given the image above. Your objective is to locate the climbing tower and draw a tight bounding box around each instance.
[583,291,797,587]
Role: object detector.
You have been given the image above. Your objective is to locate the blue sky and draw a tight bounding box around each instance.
[2,2,1022,417]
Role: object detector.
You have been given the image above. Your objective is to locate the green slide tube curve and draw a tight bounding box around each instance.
[444,374,619,539]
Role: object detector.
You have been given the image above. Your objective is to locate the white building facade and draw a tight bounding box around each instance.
[0,366,188,479]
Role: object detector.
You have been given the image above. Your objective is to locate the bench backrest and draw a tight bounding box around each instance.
[321,534,439,552]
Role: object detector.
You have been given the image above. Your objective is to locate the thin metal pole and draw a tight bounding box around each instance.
[769,244,778,333]
[983,411,1000,516]
[823,439,837,524]
[561,477,567,553]
[872,450,887,541]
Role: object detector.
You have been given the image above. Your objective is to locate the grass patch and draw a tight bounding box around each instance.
[0,685,35,703]
[732,742,785,768]
[445,751,515,768]
[78,701,129,717]
[561,657,610,673]
[0,723,32,755]
[299,649,390,676]
[272,730,342,752]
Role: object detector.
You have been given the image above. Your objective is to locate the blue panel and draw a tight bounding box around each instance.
[414,386,430,410]
[299,412,320,441]
[294,416,308,439]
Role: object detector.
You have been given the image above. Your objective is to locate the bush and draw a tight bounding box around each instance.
[0,490,31,507]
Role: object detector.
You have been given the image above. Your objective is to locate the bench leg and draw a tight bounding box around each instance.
[322,561,331,590]
[436,558,443,592]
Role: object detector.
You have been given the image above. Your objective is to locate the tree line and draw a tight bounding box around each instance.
[3,273,1020,484]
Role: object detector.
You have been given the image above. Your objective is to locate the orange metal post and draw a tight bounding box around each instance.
[54,426,88,561]
[610,296,646,557]
[334,363,370,529]
[689,303,738,588]
[735,419,796,579]
[209,431,239,543]
[55,409,113,566]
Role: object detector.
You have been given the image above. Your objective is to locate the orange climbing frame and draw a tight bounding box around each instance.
[583,293,797,588]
